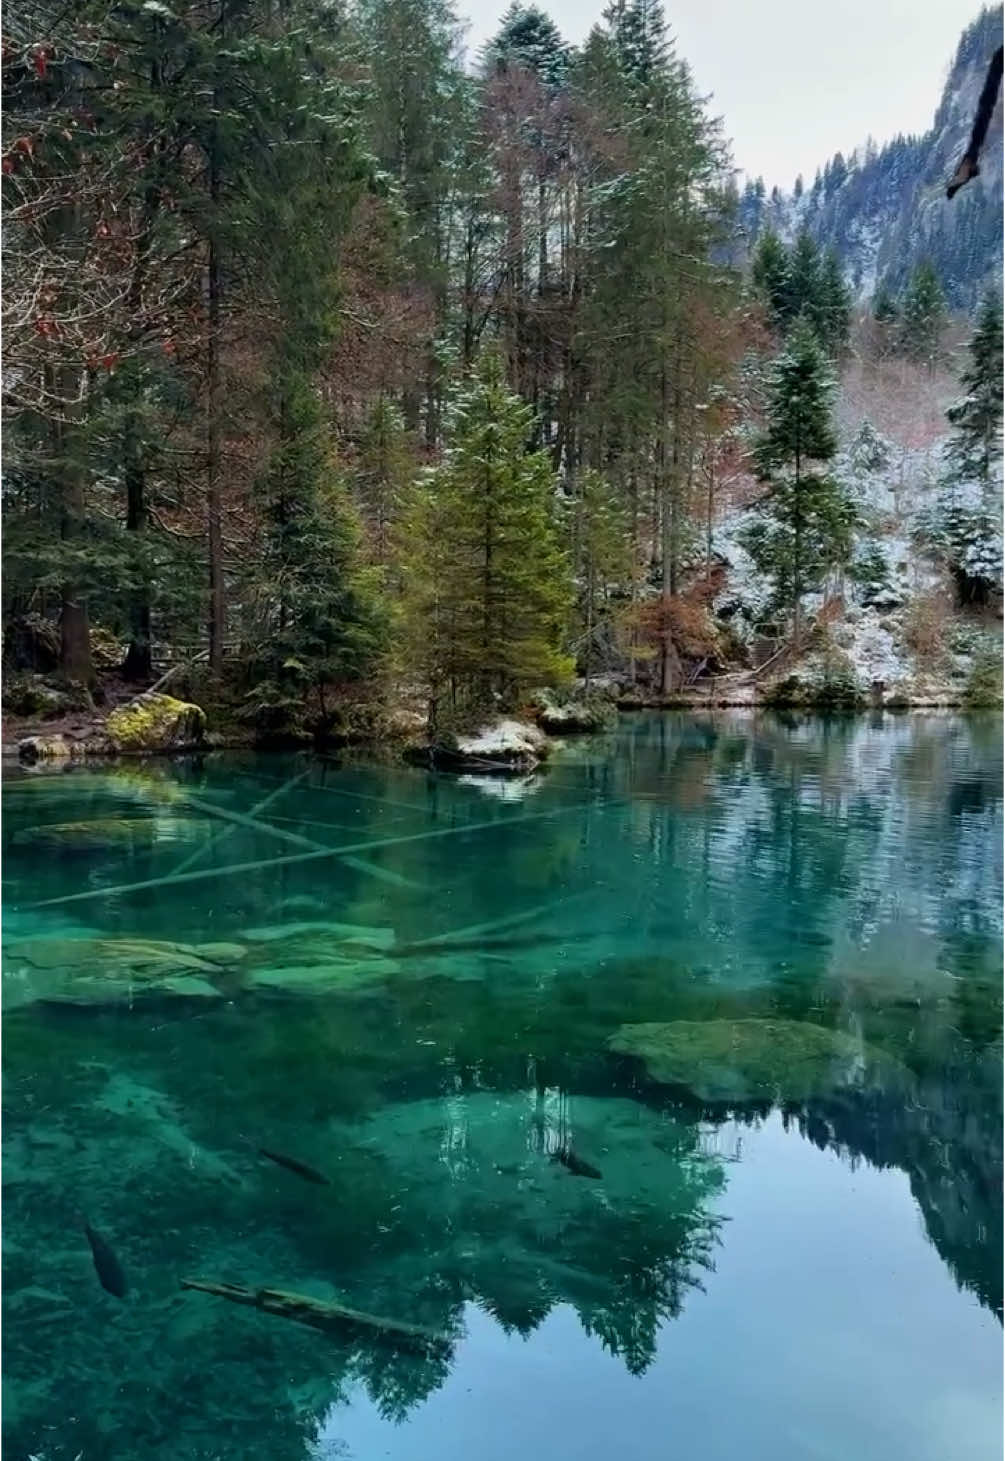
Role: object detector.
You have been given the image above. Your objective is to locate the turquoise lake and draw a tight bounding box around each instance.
[2,711,1002,1461]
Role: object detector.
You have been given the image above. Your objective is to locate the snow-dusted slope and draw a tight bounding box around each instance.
[739,6,1003,308]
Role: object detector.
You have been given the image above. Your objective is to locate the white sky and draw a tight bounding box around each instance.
[459,0,987,187]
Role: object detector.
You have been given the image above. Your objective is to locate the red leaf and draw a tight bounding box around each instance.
[102,352,119,371]
[33,48,47,79]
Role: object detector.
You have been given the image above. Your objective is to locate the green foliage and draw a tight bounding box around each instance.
[898,261,946,369]
[742,322,855,628]
[808,655,867,709]
[946,289,1004,490]
[963,648,1004,708]
[751,230,849,356]
[848,419,892,477]
[354,398,417,567]
[924,492,1003,602]
[485,2,571,84]
[847,542,893,604]
[751,229,789,328]
[401,353,573,723]
[243,366,388,734]
[569,469,632,678]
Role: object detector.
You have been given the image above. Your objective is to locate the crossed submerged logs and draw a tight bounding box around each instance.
[180,1278,449,1354]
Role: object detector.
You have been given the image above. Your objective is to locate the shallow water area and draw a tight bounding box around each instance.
[2,712,1002,1461]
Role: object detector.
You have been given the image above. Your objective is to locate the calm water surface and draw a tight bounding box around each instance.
[2,712,1002,1461]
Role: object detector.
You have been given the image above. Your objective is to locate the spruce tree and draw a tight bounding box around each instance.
[751,229,789,328]
[570,469,631,684]
[741,320,855,640]
[817,249,851,356]
[248,365,386,733]
[899,261,946,370]
[402,353,572,728]
[784,229,822,329]
[355,398,415,567]
[946,289,1003,490]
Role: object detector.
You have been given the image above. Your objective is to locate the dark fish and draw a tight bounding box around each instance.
[552,1147,602,1180]
[84,1223,127,1298]
[258,1147,330,1186]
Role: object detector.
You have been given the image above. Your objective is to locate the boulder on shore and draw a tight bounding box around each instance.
[404,717,549,772]
[531,689,616,735]
[105,692,207,753]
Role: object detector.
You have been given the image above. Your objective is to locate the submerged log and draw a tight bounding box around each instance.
[180,1278,448,1352]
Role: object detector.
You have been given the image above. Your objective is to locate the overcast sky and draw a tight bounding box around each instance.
[460,0,986,187]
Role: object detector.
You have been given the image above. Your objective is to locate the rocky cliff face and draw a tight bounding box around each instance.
[739,6,1004,309]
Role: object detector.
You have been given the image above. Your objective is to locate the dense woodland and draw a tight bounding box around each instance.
[3,0,1003,739]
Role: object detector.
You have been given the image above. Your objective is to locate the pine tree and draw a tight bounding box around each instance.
[899,261,946,371]
[946,289,1003,490]
[741,320,855,640]
[401,353,573,728]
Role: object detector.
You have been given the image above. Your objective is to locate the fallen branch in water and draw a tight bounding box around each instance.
[167,767,316,879]
[28,798,619,910]
[180,1278,448,1352]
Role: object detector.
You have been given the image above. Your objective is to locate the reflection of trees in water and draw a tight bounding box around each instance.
[5,713,1001,1457]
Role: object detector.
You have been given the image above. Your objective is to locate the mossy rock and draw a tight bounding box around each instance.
[4,675,76,719]
[608,1017,907,1104]
[105,692,206,753]
[89,625,125,671]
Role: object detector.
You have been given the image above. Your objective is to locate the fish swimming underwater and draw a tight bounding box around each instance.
[551,1147,603,1180]
[83,1222,127,1298]
[257,1146,331,1186]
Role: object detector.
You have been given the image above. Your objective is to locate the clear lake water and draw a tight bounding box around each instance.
[2,711,1002,1461]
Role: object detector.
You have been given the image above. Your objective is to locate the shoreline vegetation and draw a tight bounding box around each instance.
[3,4,1002,763]
[4,683,999,776]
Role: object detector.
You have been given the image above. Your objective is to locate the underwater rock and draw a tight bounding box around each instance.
[105,692,207,754]
[608,1018,907,1104]
[246,956,399,995]
[242,920,395,950]
[7,935,223,975]
[192,941,249,965]
[11,818,163,853]
[2,935,231,1008]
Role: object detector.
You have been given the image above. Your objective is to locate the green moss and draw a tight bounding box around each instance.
[608,1017,907,1104]
[106,692,206,752]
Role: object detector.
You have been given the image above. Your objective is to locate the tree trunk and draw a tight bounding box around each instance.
[122,445,153,681]
[123,141,162,684]
[55,365,92,686]
[207,159,225,675]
